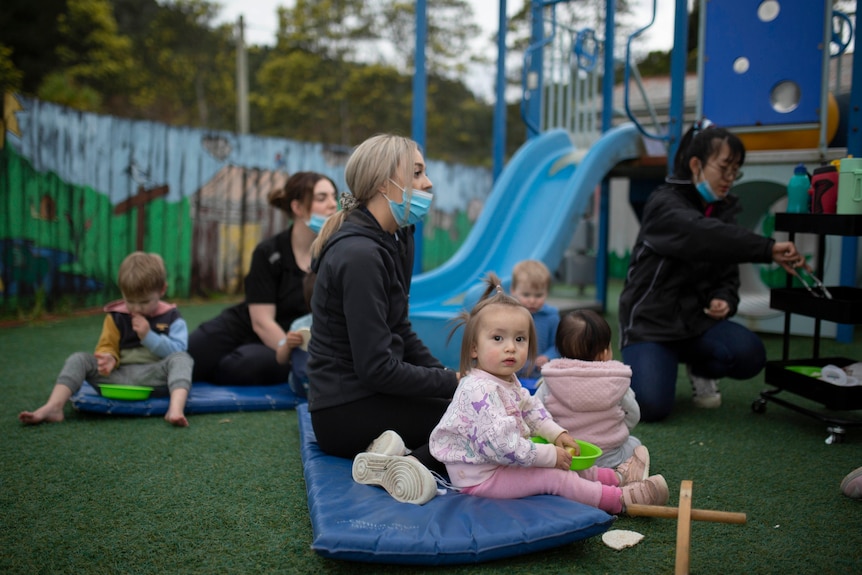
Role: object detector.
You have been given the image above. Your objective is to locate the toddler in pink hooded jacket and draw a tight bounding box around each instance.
[536,309,645,469]
[430,275,667,515]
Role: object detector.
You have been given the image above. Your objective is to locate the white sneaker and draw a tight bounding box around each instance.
[687,365,721,408]
[352,452,437,505]
[366,430,407,456]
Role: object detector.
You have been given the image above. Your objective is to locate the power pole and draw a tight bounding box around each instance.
[236,15,250,134]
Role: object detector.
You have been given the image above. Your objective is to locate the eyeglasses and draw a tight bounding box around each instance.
[706,162,743,181]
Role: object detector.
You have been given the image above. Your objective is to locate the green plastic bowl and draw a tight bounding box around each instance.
[98,384,154,401]
[785,365,822,378]
[531,436,603,470]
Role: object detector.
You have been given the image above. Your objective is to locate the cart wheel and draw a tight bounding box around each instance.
[825,426,846,445]
[751,399,767,414]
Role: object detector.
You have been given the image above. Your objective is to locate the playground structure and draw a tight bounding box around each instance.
[409,0,861,368]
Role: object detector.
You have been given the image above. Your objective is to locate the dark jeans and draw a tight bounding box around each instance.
[188,317,291,386]
[310,394,451,476]
[622,320,766,422]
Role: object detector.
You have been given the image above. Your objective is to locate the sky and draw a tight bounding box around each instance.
[214,0,677,52]
[212,0,678,100]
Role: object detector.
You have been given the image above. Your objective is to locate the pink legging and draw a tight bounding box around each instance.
[462,466,623,514]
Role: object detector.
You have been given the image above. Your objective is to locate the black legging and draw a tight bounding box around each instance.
[310,394,451,476]
[188,317,291,385]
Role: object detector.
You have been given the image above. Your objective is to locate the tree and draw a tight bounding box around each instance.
[0,0,68,94]
[113,0,236,129]
[378,0,483,78]
[41,0,136,111]
[0,44,24,93]
[424,74,494,165]
[256,0,495,157]
[635,50,672,78]
[504,0,641,86]
[3,0,502,165]
[254,51,353,143]
[275,0,377,62]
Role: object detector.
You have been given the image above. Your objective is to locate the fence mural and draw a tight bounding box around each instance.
[0,93,493,316]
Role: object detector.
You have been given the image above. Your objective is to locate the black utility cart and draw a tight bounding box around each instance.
[752,213,862,444]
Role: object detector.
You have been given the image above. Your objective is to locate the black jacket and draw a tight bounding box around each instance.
[306,209,457,411]
[202,227,308,345]
[618,180,775,348]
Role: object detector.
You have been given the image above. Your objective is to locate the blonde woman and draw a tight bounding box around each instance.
[307,134,458,505]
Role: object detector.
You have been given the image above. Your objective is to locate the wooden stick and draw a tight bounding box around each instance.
[626,504,747,525]
[675,480,693,575]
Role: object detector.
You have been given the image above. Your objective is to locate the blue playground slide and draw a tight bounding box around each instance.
[409,123,645,368]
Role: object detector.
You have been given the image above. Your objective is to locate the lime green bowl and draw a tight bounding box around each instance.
[785,365,822,378]
[531,437,603,470]
[568,440,603,470]
[98,384,153,401]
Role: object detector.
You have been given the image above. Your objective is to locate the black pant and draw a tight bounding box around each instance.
[188,316,291,385]
[310,394,451,476]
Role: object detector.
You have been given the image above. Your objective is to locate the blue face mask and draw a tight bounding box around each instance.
[305,213,329,234]
[696,170,719,203]
[385,179,433,227]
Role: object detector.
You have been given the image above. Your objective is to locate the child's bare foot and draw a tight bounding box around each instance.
[18,405,65,425]
[165,411,189,427]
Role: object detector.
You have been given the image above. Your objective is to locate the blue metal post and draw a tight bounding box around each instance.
[595,0,616,312]
[525,0,544,140]
[492,0,508,182]
[666,0,689,171]
[412,0,427,275]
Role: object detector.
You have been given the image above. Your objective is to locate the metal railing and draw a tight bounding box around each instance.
[521,9,602,148]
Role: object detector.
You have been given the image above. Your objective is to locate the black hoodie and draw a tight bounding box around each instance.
[306,208,457,411]
[618,180,775,348]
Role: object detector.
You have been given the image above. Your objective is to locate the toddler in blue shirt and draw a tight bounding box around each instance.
[511,260,560,379]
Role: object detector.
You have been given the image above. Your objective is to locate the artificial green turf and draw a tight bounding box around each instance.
[2,296,862,574]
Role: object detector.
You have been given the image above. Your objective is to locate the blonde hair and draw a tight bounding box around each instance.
[312,134,418,257]
[451,272,537,376]
[117,252,166,299]
[511,259,552,291]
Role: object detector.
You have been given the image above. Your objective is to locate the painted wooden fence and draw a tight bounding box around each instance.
[0,93,493,316]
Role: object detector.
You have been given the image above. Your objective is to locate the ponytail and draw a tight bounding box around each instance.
[671,119,745,180]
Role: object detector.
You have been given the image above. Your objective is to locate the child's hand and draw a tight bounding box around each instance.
[95,353,116,376]
[554,446,573,470]
[535,355,550,368]
[131,313,150,340]
[275,331,304,364]
[554,431,580,456]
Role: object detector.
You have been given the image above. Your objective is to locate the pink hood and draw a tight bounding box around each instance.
[539,358,633,450]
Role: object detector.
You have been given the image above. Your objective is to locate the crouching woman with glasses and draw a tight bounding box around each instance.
[618,119,806,422]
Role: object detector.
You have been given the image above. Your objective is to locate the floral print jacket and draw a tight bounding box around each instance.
[430,369,566,488]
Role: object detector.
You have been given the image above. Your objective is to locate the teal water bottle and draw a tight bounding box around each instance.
[787,163,810,213]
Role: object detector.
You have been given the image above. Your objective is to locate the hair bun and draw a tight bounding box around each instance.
[340,192,358,210]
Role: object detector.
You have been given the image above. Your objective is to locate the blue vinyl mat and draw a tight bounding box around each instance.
[71,381,302,416]
[297,403,615,565]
